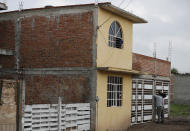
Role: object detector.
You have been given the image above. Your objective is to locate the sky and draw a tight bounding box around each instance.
[2,0,190,73]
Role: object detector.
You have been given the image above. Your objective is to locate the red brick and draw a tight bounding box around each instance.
[133,53,171,77]
[0,56,15,68]
[20,11,94,68]
[0,20,15,50]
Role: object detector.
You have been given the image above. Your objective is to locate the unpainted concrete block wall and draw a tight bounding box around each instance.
[173,74,190,105]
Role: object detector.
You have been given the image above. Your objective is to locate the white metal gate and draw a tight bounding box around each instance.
[131,79,169,124]
[23,103,90,131]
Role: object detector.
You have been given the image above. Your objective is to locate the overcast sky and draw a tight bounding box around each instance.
[3,0,190,73]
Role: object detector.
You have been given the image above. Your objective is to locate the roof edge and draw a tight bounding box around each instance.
[99,3,147,23]
[0,2,7,10]
[133,52,171,64]
[97,67,149,75]
[0,2,147,24]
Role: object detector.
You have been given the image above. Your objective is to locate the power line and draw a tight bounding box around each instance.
[98,29,116,66]
[98,0,133,29]
[123,0,133,9]
[118,0,126,7]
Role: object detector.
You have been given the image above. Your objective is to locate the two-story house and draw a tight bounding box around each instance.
[95,4,146,130]
[0,2,148,131]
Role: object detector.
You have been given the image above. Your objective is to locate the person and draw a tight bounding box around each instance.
[154,91,166,123]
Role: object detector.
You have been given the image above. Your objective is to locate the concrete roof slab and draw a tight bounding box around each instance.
[0,2,7,10]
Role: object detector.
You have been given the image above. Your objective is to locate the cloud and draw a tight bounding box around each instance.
[130,0,190,72]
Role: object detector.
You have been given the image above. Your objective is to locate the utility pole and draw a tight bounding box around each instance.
[168,40,172,119]
[152,42,157,122]
[153,42,157,76]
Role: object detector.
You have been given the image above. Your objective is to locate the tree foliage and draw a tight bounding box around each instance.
[171,68,179,74]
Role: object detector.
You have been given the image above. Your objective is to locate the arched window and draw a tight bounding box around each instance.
[108,21,123,49]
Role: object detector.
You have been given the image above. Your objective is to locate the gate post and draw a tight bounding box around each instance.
[58,97,62,131]
[152,80,156,122]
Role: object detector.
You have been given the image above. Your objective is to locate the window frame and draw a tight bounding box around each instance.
[107,76,123,107]
[108,21,123,49]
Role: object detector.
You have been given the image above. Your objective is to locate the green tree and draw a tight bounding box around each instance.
[171,68,179,74]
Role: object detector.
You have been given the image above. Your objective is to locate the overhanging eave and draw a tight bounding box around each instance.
[0,2,7,10]
[99,3,147,23]
[97,67,148,75]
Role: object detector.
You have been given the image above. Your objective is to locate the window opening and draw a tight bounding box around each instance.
[108,21,123,49]
[107,76,123,107]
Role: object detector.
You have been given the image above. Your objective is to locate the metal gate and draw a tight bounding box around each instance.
[23,101,90,131]
[131,79,169,124]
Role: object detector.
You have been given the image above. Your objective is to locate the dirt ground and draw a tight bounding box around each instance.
[128,117,190,131]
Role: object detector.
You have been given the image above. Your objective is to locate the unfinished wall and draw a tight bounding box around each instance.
[0,20,15,50]
[133,53,171,77]
[0,80,17,124]
[20,12,93,68]
[0,20,15,69]
[0,5,97,104]
[0,7,94,69]
[173,74,190,105]
[25,74,91,105]
[0,5,98,130]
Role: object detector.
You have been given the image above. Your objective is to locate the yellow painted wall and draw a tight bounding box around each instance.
[96,71,132,131]
[97,7,133,69]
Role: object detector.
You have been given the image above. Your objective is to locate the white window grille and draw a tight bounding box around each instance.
[107,76,123,107]
[108,21,123,49]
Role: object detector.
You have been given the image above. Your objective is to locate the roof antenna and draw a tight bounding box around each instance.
[167,40,172,62]
[95,0,98,5]
[153,42,157,58]
[153,42,157,77]
[18,0,24,11]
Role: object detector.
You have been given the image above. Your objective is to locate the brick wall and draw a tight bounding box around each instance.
[20,11,94,68]
[25,75,91,105]
[0,56,15,69]
[0,7,96,130]
[133,53,171,77]
[0,20,15,50]
[0,20,15,68]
